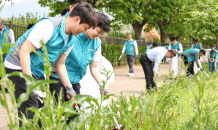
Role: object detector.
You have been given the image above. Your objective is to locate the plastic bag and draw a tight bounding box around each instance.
[170,54,179,78]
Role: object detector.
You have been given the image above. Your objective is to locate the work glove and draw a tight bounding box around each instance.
[100,87,109,96]
[200,68,203,71]
[66,86,76,99]
[26,84,38,98]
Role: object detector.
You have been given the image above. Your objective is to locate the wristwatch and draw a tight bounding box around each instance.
[66,84,72,89]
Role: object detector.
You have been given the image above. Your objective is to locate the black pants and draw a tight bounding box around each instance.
[182,55,194,75]
[127,55,135,73]
[5,67,44,127]
[49,76,81,124]
[139,54,156,91]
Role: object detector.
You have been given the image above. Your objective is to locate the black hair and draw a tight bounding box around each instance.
[27,24,34,30]
[200,49,206,55]
[168,49,177,56]
[96,12,111,32]
[152,42,158,47]
[194,39,199,42]
[68,0,87,5]
[61,8,70,16]
[69,2,98,28]
[170,36,176,41]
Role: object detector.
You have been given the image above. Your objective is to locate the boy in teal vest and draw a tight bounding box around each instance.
[121,33,138,76]
[50,12,110,124]
[0,17,15,61]
[4,2,98,127]
[181,49,206,78]
[191,39,202,49]
[207,48,218,72]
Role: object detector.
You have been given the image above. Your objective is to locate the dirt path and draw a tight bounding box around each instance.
[0,62,185,129]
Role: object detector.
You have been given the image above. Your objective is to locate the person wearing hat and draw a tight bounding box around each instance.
[207,48,218,72]
[181,49,206,78]
[0,17,15,61]
[121,33,138,76]
[191,39,202,49]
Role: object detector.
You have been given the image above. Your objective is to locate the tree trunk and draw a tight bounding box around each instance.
[216,35,218,48]
[158,21,165,44]
[189,36,193,45]
[132,20,146,40]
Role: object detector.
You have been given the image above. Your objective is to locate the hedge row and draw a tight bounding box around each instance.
[101,44,146,67]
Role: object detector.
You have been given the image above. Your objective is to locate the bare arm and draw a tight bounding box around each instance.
[19,39,37,76]
[90,60,100,84]
[55,54,71,87]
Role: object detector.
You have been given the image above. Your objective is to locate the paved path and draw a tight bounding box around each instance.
[0,62,185,129]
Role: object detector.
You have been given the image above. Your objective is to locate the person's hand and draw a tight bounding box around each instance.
[100,87,109,96]
[66,86,76,99]
[200,68,203,71]
[153,76,156,79]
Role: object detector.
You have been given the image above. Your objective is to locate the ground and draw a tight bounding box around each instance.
[0,62,185,130]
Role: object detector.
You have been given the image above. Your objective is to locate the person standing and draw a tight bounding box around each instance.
[207,48,218,72]
[181,49,206,78]
[0,17,15,61]
[121,33,138,76]
[169,36,183,56]
[140,47,176,91]
[191,39,202,49]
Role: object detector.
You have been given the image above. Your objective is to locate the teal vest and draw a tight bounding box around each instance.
[208,51,218,63]
[65,12,69,17]
[184,49,199,62]
[0,26,10,49]
[6,17,74,78]
[193,43,200,49]
[125,40,134,55]
[170,41,181,57]
[144,44,152,54]
[55,33,101,84]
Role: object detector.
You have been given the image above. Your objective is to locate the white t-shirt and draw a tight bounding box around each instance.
[4,19,72,69]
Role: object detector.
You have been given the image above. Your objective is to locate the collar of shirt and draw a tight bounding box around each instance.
[128,38,133,42]
[171,41,178,46]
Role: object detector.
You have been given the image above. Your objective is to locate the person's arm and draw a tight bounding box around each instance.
[19,19,53,76]
[191,45,193,49]
[121,44,126,56]
[178,43,183,54]
[194,53,200,68]
[153,52,163,76]
[90,45,101,84]
[134,41,138,55]
[9,29,15,43]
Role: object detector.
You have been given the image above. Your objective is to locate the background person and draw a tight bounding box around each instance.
[139,47,176,91]
[207,48,218,72]
[181,49,206,78]
[121,33,138,76]
[191,39,202,49]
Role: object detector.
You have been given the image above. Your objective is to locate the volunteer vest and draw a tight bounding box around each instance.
[54,33,101,84]
[144,44,152,54]
[125,40,134,55]
[184,49,199,62]
[170,41,181,57]
[65,12,69,17]
[208,52,218,63]
[5,17,74,78]
[193,43,200,49]
[0,26,10,49]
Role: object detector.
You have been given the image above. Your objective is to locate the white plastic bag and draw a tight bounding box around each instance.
[203,49,211,63]
[193,59,202,74]
[170,54,179,78]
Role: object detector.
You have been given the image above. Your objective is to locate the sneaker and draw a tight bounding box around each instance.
[130,73,134,76]
[186,74,194,78]
[127,73,131,76]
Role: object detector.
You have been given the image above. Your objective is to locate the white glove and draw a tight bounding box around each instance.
[66,85,76,99]
[100,87,109,96]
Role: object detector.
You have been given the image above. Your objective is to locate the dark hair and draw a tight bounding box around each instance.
[170,36,176,41]
[152,42,158,47]
[168,49,177,56]
[27,24,34,30]
[69,2,98,28]
[200,49,206,55]
[96,12,111,32]
[61,8,70,16]
[68,0,87,5]
[194,39,199,42]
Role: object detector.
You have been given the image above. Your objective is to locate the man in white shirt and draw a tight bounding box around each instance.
[140,47,176,91]
[121,33,138,76]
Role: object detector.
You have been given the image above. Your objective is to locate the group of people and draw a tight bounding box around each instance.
[0,0,111,127]
[121,36,207,91]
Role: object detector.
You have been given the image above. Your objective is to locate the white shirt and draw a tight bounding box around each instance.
[168,41,183,54]
[146,47,167,73]
[0,27,15,43]
[122,38,138,55]
[4,19,72,69]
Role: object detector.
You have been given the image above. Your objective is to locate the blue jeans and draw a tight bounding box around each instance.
[209,62,216,72]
